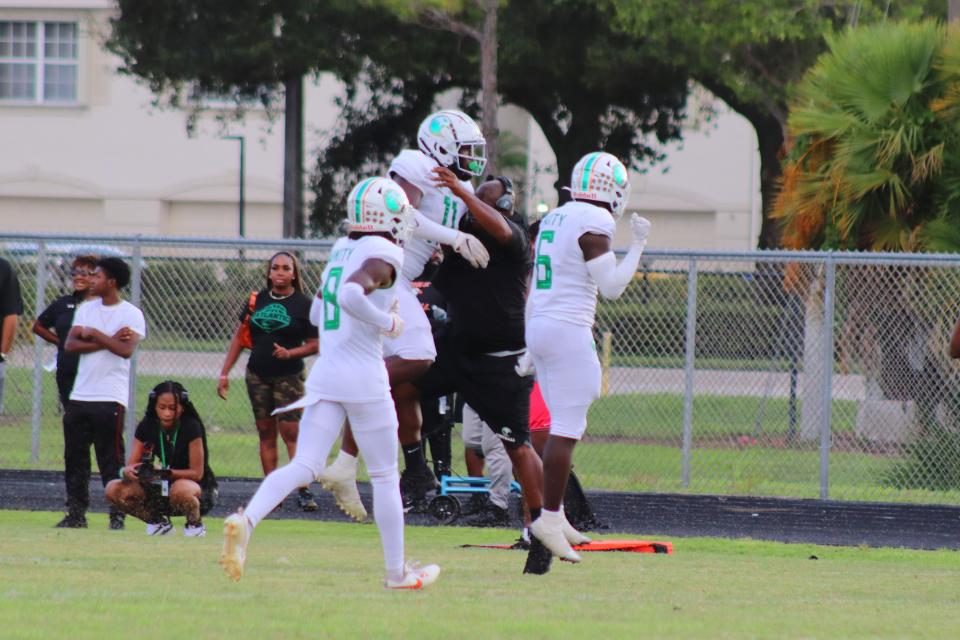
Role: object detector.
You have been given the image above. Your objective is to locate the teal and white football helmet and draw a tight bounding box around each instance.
[417,109,487,179]
[346,177,413,243]
[567,151,631,219]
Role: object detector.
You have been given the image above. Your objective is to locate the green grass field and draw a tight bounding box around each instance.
[2,510,959,639]
[2,366,958,504]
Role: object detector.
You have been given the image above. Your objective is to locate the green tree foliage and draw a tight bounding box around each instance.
[607,0,945,248]
[775,21,960,252]
[308,0,691,234]
[107,0,362,118]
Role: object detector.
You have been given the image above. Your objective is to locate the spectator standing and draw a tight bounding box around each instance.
[33,255,99,406]
[0,256,24,413]
[218,252,320,511]
[106,380,218,536]
[56,257,146,530]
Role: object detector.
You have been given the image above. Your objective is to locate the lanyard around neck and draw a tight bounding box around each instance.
[158,424,179,469]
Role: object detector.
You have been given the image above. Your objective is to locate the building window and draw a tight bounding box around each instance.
[0,21,78,103]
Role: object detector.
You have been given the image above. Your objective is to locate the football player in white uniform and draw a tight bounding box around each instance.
[319,110,492,515]
[519,151,652,563]
[220,177,440,590]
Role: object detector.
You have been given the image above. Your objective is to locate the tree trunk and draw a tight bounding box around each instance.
[479,0,499,176]
[755,114,786,250]
[283,74,304,238]
[950,0,960,22]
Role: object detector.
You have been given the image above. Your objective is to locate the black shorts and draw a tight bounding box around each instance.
[414,330,532,448]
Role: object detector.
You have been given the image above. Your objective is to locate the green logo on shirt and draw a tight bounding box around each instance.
[251,303,291,333]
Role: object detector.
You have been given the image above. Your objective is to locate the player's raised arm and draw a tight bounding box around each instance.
[581,213,651,301]
[432,166,513,245]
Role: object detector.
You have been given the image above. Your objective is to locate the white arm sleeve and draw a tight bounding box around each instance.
[336,282,393,331]
[585,243,645,300]
[411,209,459,246]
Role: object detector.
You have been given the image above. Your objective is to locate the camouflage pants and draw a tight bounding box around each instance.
[244,369,305,421]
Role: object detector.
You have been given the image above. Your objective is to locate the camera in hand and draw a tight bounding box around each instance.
[135,445,170,483]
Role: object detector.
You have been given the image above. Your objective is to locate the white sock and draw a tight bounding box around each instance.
[245,461,314,529]
[522,527,531,543]
[541,508,562,523]
[371,470,405,582]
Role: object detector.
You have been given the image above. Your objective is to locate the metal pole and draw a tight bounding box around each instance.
[238,136,246,238]
[30,241,48,463]
[819,257,836,499]
[681,259,698,488]
[125,238,143,446]
[787,292,801,443]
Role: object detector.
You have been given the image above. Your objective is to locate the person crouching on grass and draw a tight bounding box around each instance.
[105,381,218,536]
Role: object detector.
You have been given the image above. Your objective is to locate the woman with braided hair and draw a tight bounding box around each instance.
[105,380,218,536]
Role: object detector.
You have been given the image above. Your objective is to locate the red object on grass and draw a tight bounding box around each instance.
[463,540,674,554]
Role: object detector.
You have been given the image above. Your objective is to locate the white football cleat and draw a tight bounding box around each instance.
[317,461,367,522]
[530,512,581,563]
[385,561,441,590]
[560,509,592,546]
[183,521,207,538]
[220,510,250,582]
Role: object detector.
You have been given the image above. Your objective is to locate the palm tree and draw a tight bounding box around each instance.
[774,22,960,470]
[775,21,960,252]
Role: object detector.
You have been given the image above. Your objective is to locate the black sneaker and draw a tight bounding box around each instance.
[462,493,489,516]
[523,537,553,575]
[400,464,440,513]
[298,488,318,512]
[55,514,87,529]
[463,503,510,528]
[109,512,125,530]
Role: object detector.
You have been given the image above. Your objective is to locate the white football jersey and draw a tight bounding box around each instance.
[389,149,473,282]
[526,200,616,328]
[305,235,404,402]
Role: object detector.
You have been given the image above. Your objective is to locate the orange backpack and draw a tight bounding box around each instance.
[237,291,258,350]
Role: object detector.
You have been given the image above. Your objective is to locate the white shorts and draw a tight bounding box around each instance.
[525,316,601,440]
[382,280,437,361]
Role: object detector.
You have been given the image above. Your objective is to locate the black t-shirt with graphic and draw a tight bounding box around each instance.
[239,289,318,378]
[134,415,206,474]
[37,291,85,377]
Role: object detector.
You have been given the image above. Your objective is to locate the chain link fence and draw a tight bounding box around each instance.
[3,234,960,505]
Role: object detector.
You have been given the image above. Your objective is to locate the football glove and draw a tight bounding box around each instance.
[515,351,535,377]
[452,231,490,269]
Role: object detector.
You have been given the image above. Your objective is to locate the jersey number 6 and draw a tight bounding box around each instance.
[535,231,555,290]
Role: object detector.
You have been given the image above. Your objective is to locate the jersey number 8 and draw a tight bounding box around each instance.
[322,267,344,330]
[535,231,555,290]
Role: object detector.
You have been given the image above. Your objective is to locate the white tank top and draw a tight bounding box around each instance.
[389,149,473,282]
[526,200,616,328]
[305,235,404,402]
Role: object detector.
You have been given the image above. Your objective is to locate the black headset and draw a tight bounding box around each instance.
[149,380,189,404]
[489,175,514,212]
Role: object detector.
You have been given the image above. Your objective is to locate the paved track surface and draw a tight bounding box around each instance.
[3,470,957,549]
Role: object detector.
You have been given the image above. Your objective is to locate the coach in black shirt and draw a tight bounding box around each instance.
[33,255,99,405]
[433,178,531,356]
[414,169,546,537]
